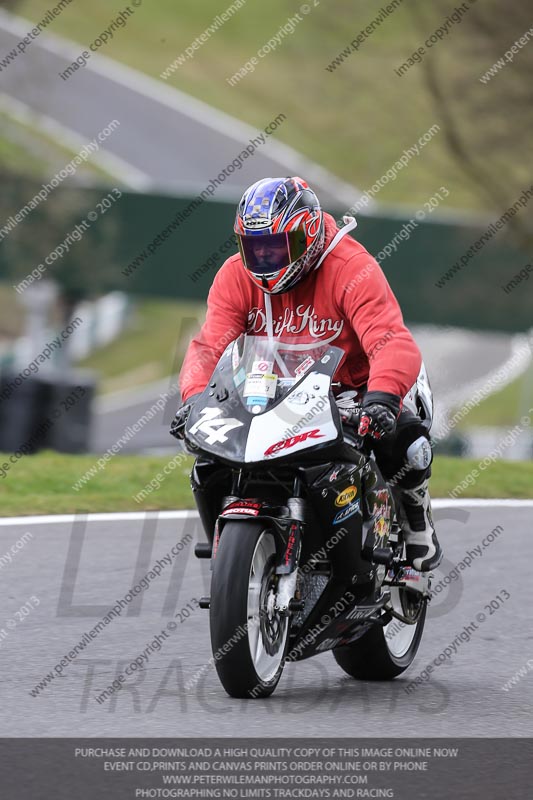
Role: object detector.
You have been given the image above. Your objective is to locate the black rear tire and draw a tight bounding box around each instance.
[209,521,290,698]
[333,588,427,680]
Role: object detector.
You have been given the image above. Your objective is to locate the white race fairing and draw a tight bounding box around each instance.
[244,371,339,462]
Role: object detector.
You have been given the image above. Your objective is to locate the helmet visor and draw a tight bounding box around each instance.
[237,231,307,275]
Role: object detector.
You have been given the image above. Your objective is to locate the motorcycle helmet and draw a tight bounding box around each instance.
[234,176,325,294]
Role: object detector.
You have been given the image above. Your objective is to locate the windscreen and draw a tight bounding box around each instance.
[230,334,334,414]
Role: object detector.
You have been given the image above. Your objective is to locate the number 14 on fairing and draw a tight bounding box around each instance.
[189,407,243,445]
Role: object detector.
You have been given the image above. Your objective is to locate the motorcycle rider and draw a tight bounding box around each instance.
[172,176,442,572]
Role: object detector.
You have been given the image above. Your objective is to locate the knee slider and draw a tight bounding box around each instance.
[406,435,433,470]
[394,422,432,488]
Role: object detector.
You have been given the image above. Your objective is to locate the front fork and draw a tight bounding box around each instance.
[205,482,306,616]
[274,495,305,612]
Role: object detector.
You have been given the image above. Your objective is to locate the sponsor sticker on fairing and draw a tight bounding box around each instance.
[264,428,324,457]
[295,355,315,377]
[332,499,361,524]
[232,343,240,371]
[243,372,277,398]
[335,485,357,507]
[252,359,273,373]
[246,395,268,406]
[400,566,421,582]
[372,502,390,519]
[234,367,246,386]
[286,391,315,407]
[374,516,390,537]
[372,494,391,537]
[221,500,262,517]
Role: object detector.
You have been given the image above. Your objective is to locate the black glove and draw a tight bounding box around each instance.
[170,393,201,440]
[358,391,401,440]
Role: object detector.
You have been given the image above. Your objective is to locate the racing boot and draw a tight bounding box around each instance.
[399,479,442,571]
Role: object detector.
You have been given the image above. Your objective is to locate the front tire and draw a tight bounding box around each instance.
[333,587,426,680]
[209,521,290,698]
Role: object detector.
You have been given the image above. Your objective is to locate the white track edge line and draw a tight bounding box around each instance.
[0,499,532,526]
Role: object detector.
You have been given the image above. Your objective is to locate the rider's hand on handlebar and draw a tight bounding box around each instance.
[335,391,361,427]
[358,391,402,440]
[170,393,201,440]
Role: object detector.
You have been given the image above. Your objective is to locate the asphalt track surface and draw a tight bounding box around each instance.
[1,503,531,737]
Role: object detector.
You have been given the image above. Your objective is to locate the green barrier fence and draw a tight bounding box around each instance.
[0,177,530,331]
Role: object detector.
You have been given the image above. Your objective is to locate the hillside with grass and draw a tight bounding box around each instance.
[15,0,492,211]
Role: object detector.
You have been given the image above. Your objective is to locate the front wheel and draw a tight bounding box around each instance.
[333,586,427,680]
[209,521,290,698]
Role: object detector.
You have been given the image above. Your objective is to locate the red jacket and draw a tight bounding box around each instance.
[180,213,421,401]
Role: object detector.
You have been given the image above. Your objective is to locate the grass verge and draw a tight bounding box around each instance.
[0,453,531,517]
[0,124,48,179]
[77,298,204,394]
[456,369,533,428]
[0,110,118,182]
